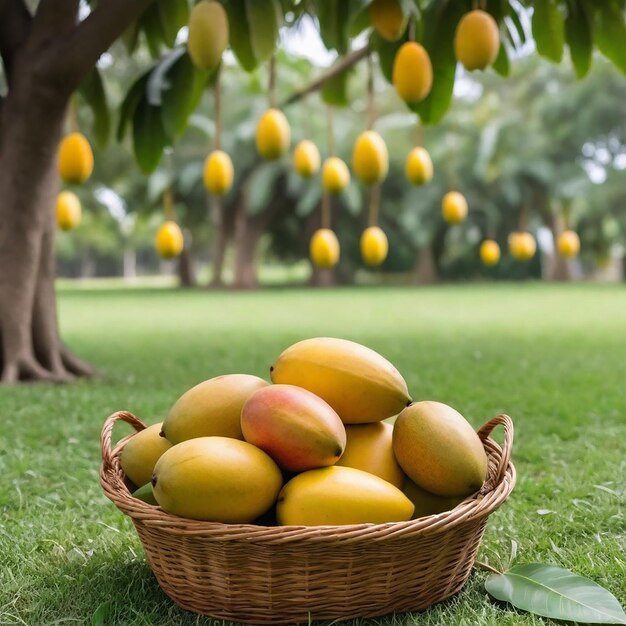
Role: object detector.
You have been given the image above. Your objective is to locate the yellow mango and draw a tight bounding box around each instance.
[56,191,81,231]
[455,10,500,71]
[557,230,580,258]
[293,140,321,178]
[187,1,229,70]
[120,422,172,488]
[271,337,410,424]
[277,466,414,525]
[322,156,350,194]
[203,149,234,195]
[442,191,468,224]
[155,221,184,259]
[310,228,340,269]
[360,226,388,267]
[152,437,282,522]
[393,42,433,103]
[337,422,404,488]
[480,239,501,266]
[256,108,291,160]
[393,401,488,497]
[369,0,407,42]
[352,130,389,185]
[57,132,93,184]
[161,374,268,444]
[509,231,536,261]
[405,147,433,185]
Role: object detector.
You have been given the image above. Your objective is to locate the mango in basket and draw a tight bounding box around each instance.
[120,422,172,488]
[241,384,346,472]
[393,401,488,497]
[152,436,282,523]
[132,482,158,505]
[402,479,465,519]
[276,466,414,526]
[336,422,405,488]
[270,337,411,423]
[161,374,268,443]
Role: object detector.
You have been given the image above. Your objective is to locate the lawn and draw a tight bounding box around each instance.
[1,283,625,626]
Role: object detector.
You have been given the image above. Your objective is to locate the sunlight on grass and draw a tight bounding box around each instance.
[1,283,625,625]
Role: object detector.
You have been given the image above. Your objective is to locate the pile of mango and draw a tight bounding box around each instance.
[122,337,488,526]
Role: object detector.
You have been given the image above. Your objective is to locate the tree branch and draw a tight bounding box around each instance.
[0,0,32,81]
[31,0,79,40]
[280,44,371,109]
[52,0,155,89]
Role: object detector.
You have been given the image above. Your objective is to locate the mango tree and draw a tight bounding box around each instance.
[1,0,625,383]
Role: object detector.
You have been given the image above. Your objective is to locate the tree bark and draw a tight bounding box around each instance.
[177,242,197,288]
[232,200,265,290]
[309,267,336,287]
[0,73,88,381]
[0,0,152,383]
[547,214,573,282]
[208,197,234,288]
[413,244,438,284]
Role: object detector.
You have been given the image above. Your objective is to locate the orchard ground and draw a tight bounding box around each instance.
[1,283,625,626]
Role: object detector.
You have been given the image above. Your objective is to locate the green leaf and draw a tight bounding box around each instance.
[157,0,189,48]
[147,47,187,106]
[162,55,211,138]
[147,169,174,204]
[246,162,283,216]
[492,40,510,77]
[117,72,150,142]
[248,0,282,63]
[317,0,352,54]
[371,31,406,85]
[349,0,375,37]
[140,5,166,59]
[321,64,353,107]
[132,99,169,174]
[295,183,321,217]
[121,20,141,54]
[410,1,466,126]
[225,0,282,71]
[592,1,626,74]
[78,68,110,148]
[505,6,527,49]
[565,0,592,78]
[342,180,362,216]
[532,0,565,63]
[485,563,626,624]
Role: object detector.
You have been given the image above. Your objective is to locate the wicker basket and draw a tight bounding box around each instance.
[100,411,515,624]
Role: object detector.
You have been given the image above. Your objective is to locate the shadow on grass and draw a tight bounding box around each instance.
[25,555,229,626]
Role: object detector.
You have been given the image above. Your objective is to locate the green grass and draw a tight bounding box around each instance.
[1,283,625,626]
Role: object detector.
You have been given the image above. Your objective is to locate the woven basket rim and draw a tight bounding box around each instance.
[100,410,515,542]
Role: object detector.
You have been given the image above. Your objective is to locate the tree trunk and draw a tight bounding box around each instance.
[233,201,265,289]
[0,75,93,382]
[547,214,573,281]
[208,197,232,288]
[0,0,154,384]
[413,244,438,284]
[309,267,336,287]
[177,243,197,288]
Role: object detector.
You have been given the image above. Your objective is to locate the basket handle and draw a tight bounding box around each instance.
[477,414,514,492]
[101,411,147,474]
